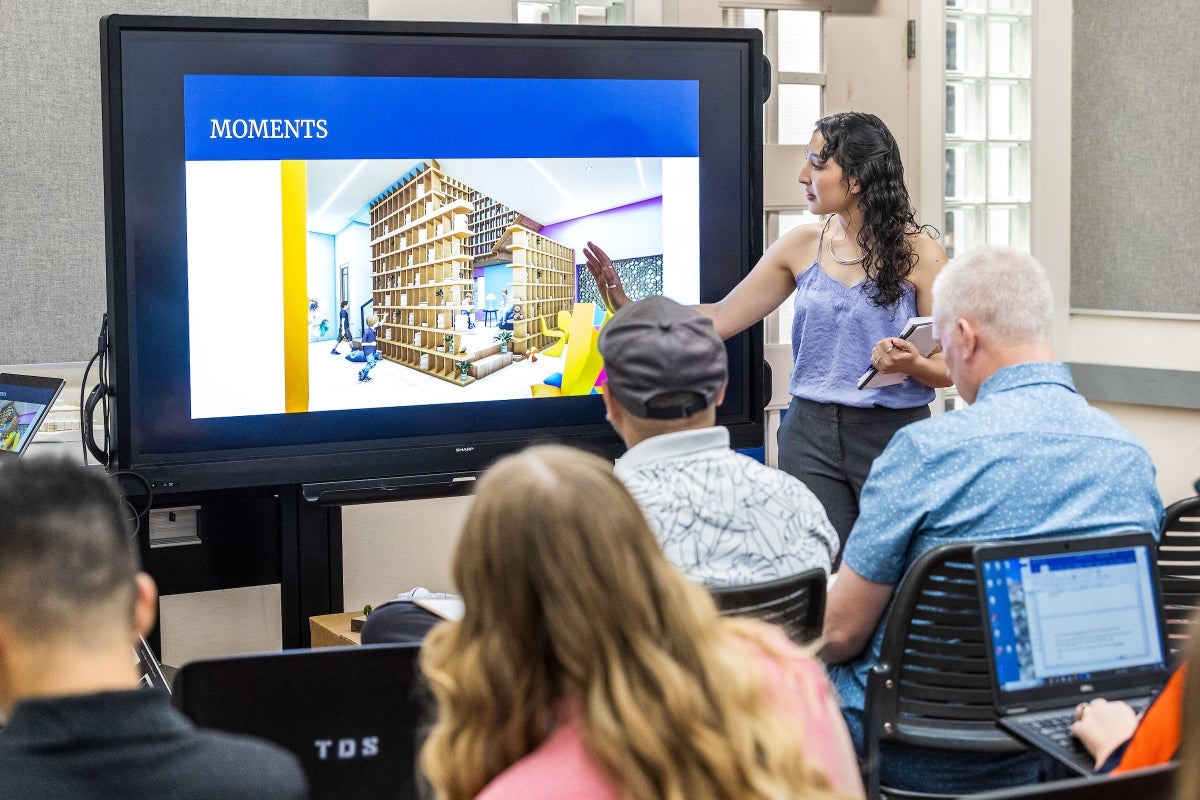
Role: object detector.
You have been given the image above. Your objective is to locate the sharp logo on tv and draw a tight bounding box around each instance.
[455,446,475,453]
[209,118,328,140]
[314,737,379,760]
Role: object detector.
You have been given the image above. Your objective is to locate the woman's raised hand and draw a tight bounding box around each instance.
[583,241,631,312]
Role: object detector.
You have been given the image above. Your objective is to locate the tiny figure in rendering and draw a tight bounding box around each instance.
[463,292,476,330]
[358,314,381,383]
[331,300,351,355]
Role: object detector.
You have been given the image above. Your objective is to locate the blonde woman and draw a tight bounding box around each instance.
[420,444,863,800]
[1175,631,1200,800]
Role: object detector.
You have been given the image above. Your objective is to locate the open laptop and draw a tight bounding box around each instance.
[0,373,66,459]
[135,636,171,693]
[974,532,1169,776]
[172,642,427,800]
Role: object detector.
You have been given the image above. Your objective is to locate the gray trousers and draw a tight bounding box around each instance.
[777,396,930,562]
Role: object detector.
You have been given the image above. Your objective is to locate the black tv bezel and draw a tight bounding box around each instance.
[100,14,766,500]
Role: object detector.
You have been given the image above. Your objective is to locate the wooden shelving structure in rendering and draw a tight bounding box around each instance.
[368,163,477,386]
[497,225,577,355]
[368,161,578,379]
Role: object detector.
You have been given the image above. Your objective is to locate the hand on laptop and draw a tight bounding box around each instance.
[1070,698,1140,770]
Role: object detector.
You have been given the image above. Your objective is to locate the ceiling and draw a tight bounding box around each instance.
[306,157,662,236]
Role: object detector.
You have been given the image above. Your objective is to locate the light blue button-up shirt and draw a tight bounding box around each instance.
[831,361,1165,718]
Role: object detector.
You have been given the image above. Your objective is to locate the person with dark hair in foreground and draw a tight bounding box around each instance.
[419,444,863,800]
[0,459,307,800]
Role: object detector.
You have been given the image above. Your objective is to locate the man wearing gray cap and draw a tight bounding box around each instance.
[598,296,837,586]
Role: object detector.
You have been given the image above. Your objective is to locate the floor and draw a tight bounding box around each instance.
[307,321,566,412]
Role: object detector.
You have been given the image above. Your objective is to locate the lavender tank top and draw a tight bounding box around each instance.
[787,261,934,410]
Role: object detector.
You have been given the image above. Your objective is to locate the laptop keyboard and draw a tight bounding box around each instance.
[1032,696,1152,752]
[1031,715,1086,751]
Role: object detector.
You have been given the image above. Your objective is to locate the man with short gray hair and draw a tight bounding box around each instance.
[821,245,1164,794]
[598,295,837,586]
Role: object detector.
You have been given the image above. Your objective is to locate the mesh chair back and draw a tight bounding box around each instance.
[710,567,826,645]
[968,763,1177,800]
[862,543,1025,799]
[1156,496,1200,656]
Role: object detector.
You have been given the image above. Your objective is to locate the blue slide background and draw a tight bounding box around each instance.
[184,76,699,160]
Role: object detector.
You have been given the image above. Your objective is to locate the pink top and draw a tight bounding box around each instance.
[475,634,864,799]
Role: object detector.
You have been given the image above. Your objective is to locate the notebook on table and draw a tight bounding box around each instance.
[413,596,464,621]
[974,532,1169,776]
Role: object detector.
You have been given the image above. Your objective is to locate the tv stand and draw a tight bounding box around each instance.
[142,476,477,655]
[301,471,477,505]
[141,484,343,652]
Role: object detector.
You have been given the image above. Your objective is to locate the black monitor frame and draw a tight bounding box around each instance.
[101,15,766,501]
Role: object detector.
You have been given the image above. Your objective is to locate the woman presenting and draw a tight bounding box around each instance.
[585,111,950,549]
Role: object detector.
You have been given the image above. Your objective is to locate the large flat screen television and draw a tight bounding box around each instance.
[100,14,766,500]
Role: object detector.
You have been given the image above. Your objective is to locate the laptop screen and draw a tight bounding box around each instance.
[979,535,1167,704]
[173,643,426,800]
[0,374,66,458]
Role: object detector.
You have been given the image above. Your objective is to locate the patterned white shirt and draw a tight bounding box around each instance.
[614,427,837,586]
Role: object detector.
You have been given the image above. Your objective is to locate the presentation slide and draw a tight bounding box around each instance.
[182,75,701,420]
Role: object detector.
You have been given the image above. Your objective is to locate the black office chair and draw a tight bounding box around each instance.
[709,567,826,645]
[968,763,1177,800]
[172,642,427,800]
[861,542,1027,800]
[1156,495,1200,657]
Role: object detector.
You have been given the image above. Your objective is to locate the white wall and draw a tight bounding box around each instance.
[308,232,338,340]
[371,0,660,25]
[1031,3,1200,506]
[368,0,511,21]
[341,495,471,611]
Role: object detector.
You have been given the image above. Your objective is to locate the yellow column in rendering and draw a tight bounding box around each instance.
[281,160,309,413]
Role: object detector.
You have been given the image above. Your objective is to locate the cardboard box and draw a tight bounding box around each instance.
[308,612,362,648]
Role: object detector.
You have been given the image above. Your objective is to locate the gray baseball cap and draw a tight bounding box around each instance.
[598,296,727,419]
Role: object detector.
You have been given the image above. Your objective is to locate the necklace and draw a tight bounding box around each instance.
[822,216,866,265]
[828,233,865,265]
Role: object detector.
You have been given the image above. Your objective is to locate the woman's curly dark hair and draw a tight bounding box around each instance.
[815,112,938,308]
